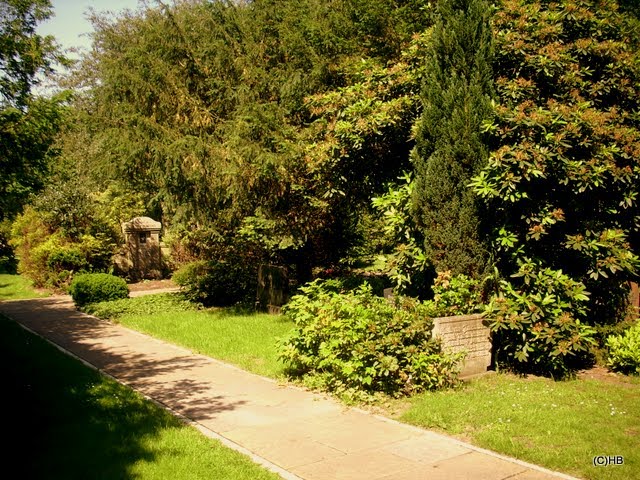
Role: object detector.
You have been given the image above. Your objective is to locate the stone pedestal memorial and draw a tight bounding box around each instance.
[120,216,163,281]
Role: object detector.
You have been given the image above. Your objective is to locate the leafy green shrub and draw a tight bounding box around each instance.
[371,173,429,296]
[69,273,129,307]
[304,270,482,316]
[471,0,640,328]
[84,293,197,319]
[313,270,390,297]
[486,260,597,377]
[430,270,482,316]
[11,206,117,289]
[606,321,640,375]
[46,247,88,272]
[279,280,463,400]
[27,235,88,289]
[173,259,257,307]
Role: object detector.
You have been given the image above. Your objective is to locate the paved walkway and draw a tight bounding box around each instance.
[0,295,578,480]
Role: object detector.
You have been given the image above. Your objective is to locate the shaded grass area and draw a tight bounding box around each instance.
[392,372,640,480]
[0,273,48,300]
[86,294,294,379]
[0,314,281,480]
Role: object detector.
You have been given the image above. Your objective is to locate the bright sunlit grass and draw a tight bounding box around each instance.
[88,294,294,379]
[0,274,48,300]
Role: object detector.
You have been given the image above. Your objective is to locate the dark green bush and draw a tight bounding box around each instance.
[173,259,257,307]
[69,273,129,307]
[0,221,17,273]
[47,247,88,273]
[279,280,463,400]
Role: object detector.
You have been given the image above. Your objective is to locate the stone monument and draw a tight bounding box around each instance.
[432,313,492,378]
[256,264,289,314]
[120,216,163,281]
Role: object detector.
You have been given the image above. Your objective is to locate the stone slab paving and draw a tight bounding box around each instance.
[0,296,579,480]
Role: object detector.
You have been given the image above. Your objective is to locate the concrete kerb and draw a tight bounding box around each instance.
[11,319,303,480]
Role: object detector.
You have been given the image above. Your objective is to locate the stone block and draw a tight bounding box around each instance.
[432,313,492,378]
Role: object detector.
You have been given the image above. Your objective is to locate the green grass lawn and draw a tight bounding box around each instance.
[0,273,48,300]
[86,294,294,379]
[390,372,640,480]
[0,313,280,480]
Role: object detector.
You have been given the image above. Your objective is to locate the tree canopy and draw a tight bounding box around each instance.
[0,0,67,221]
[63,0,431,277]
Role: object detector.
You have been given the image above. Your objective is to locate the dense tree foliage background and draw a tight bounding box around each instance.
[1,0,68,272]
[6,0,640,375]
[61,0,431,280]
[1,0,68,221]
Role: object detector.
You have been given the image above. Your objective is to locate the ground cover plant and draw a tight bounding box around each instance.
[392,371,640,480]
[85,293,293,379]
[0,273,48,300]
[0,314,280,480]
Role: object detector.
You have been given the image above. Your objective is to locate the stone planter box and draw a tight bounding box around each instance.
[432,313,492,378]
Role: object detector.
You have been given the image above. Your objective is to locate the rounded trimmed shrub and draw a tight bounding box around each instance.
[69,273,129,307]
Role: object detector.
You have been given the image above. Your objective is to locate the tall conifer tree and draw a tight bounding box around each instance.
[412,0,494,278]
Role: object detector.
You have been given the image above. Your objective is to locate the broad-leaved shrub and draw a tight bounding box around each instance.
[430,270,482,316]
[486,259,596,377]
[606,321,640,375]
[279,280,463,400]
[11,206,117,289]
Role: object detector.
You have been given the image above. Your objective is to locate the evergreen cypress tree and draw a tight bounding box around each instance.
[412,0,494,278]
